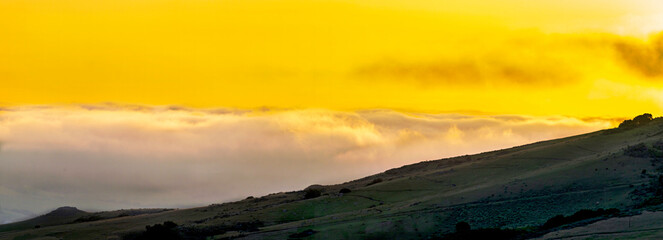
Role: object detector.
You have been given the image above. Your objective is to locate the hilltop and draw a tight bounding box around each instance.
[2,114,663,239]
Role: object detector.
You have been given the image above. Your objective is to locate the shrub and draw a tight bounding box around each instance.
[619,113,653,129]
[289,229,317,239]
[636,175,663,208]
[633,114,654,125]
[304,189,321,199]
[125,220,264,240]
[542,215,565,229]
[232,220,264,232]
[654,140,663,151]
[441,228,523,240]
[73,215,103,223]
[455,221,471,232]
[339,188,351,194]
[366,178,383,186]
[542,209,619,229]
[619,119,633,128]
[136,221,181,240]
[625,143,650,158]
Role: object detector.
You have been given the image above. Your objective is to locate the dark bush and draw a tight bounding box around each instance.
[304,189,321,199]
[178,225,227,238]
[366,178,383,186]
[654,140,663,151]
[619,119,633,128]
[641,175,663,207]
[178,220,263,239]
[136,221,182,240]
[339,188,351,194]
[542,215,565,229]
[232,220,264,232]
[619,113,653,129]
[567,209,597,222]
[625,143,650,158]
[455,222,471,232]
[634,113,654,124]
[73,215,103,223]
[34,225,40,229]
[440,209,620,240]
[125,220,264,240]
[542,208,619,229]
[440,228,523,240]
[288,229,318,239]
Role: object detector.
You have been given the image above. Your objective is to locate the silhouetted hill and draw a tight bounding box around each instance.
[47,206,86,218]
[0,207,173,234]
[0,206,87,232]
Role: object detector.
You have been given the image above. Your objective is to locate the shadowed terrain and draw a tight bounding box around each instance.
[0,207,172,234]
[2,114,663,240]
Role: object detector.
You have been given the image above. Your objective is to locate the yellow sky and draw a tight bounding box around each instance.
[1,0,663,117]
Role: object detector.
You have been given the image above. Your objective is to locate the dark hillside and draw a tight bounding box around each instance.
[0,206,87,232]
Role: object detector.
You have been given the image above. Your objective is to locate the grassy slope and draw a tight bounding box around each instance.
[2,119,663,240]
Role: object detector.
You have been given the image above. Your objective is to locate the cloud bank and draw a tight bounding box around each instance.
[0,105,614,223]
[355,32,663,89]
[613,32,663,78]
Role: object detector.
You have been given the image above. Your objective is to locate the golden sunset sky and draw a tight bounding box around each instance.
[1,0,662,117]
[1,0,663,223]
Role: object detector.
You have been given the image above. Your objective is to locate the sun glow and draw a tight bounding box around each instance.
[1,0,662,118]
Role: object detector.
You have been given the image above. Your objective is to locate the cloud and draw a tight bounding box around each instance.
[354,31,663,89]
[355,57,578,87]
[0,105,613,223]
[612,32,663,78]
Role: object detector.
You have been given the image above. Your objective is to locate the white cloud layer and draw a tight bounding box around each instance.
[0,105,614,223]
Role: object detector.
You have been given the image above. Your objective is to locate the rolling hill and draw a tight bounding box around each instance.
[0,207,87,233]
[0,207,172,235]
[2,114,663,240]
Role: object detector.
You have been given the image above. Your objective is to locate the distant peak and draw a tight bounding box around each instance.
[47,206,86,217]
[55,206,78,211]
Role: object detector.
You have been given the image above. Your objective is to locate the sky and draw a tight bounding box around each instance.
[1,0,663,223]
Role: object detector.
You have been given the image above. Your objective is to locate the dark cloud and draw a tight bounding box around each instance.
[613,32,663,78]
[355,31,663,87]
[354,56,578,87]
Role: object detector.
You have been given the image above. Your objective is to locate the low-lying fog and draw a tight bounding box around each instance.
[0,105,614,224]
